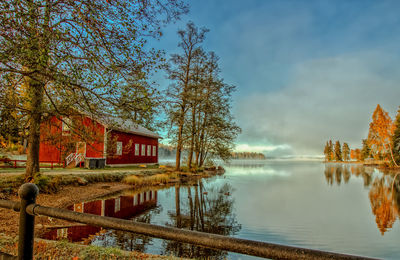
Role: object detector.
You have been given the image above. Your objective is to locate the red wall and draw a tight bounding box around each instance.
[39,116,159,165]
[39,116,105,162]
[106,130,158,165]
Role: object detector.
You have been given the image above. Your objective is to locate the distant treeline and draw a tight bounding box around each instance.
[231,152,266,160]
[323,104,400,166]
[159,143,266,160]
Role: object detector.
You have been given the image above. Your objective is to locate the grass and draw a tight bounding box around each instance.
[123,173,179,186]
[0,234,183,259]
[0,170,164,194]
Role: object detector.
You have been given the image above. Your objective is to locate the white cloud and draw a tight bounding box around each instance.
[236,51,400,156]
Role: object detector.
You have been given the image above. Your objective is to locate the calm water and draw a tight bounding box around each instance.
[43,161,400,259]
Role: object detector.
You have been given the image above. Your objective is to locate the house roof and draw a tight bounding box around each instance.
[69,108,161,139]
[98,116,161,139]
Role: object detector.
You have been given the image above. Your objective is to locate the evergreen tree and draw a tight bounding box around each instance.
[392,108,400,166]
[342,142,350,161]
[334,140,342,161]
[361,139,371,161]
[324,141,330,161]
[329,140,334,161]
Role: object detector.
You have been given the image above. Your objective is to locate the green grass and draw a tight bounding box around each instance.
[0,234,183,259]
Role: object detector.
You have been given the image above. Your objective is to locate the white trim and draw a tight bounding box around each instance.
[103,126,108,160]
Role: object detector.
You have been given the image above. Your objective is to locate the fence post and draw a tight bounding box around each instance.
[18,183,39,260]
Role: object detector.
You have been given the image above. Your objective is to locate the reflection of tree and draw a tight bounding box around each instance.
[324,165,334,186]
[335,165,342,185]
[91,207,162,252]
[324,164,400,235]
[164,181,241,259]
[343,166,351,184]
[369,176,397,235]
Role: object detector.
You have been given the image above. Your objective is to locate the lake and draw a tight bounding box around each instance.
[43,160,400,259]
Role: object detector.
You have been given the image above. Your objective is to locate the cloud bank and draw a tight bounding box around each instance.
[236,52,400,156]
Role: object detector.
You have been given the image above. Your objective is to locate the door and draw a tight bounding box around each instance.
[76,142,86,155]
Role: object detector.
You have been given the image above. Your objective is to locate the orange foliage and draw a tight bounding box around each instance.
[369,177,397,235]
[367,104,394,160]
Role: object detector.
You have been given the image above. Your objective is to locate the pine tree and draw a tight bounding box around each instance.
[334,140,342,161]
[329,140,334,161]
[361,139,371,161]
[324,141,330,161]
[392,108,400,166]
[342,142,350,161]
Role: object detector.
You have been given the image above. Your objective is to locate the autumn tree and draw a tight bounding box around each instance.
[334,140,342,161]
[392,108,400,166]
[350,148,362,161]
[165,22,209,171]
[0,0,188,178]
[342,142,350,161]
[367,104,397,165]
[324,140,333,161]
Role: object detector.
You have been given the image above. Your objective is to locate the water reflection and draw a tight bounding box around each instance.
[42,190,158,243]
[163,182,241,259]
[324,164,400,235]
[41,180,241,259]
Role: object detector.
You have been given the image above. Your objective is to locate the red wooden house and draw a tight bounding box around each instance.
[39,113,160,168]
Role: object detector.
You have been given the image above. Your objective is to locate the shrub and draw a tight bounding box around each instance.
[122,175,143,186]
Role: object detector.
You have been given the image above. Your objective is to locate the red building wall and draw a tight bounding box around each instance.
[106,130,158,165]
[39,116,105,163]
[39,115,158,165]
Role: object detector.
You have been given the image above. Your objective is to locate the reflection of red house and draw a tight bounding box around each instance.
[42,190,157,242]
[39,113,160,167]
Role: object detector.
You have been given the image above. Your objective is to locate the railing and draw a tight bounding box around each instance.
[0,159,65,169]
[0,183,379,260]
[65,153,84,167]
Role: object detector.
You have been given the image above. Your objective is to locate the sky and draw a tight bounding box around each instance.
[152,0,400,157]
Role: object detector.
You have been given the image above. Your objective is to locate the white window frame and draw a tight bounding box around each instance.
[147,145,151,156]
[62,117,71,135]
[135,143,139,156]
[152,146,156,156]
[141,144,145,156]
[115,198,120,212]
[116,141,123,156]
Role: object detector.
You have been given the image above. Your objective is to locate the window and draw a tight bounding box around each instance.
[152,146,156,156]
[141,144,145,156]
[116,141,122,156]
[135,143,139,156]
[62,117,71,135]
[115,198,120,212]
[147,145,151,156]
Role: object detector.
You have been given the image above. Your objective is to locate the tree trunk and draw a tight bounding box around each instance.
[175,108,184,171]
[187,107,196,169]
[388,143,399,167]
[25,78,45,179]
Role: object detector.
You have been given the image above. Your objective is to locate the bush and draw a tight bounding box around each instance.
[122,175,143,186]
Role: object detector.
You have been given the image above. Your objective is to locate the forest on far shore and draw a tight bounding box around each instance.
[324,104,400,167]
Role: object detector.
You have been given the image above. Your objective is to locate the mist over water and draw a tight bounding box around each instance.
[44,161,400,259]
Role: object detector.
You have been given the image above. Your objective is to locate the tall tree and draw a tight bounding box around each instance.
[342,142,350,161]
[334,140,342,161]
[0,0,188,178]
[367,104,396,165]
[165,22,209,171]
[392,108,400,166]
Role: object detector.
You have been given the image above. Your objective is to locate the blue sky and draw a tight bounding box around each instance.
[153,0,400,157]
